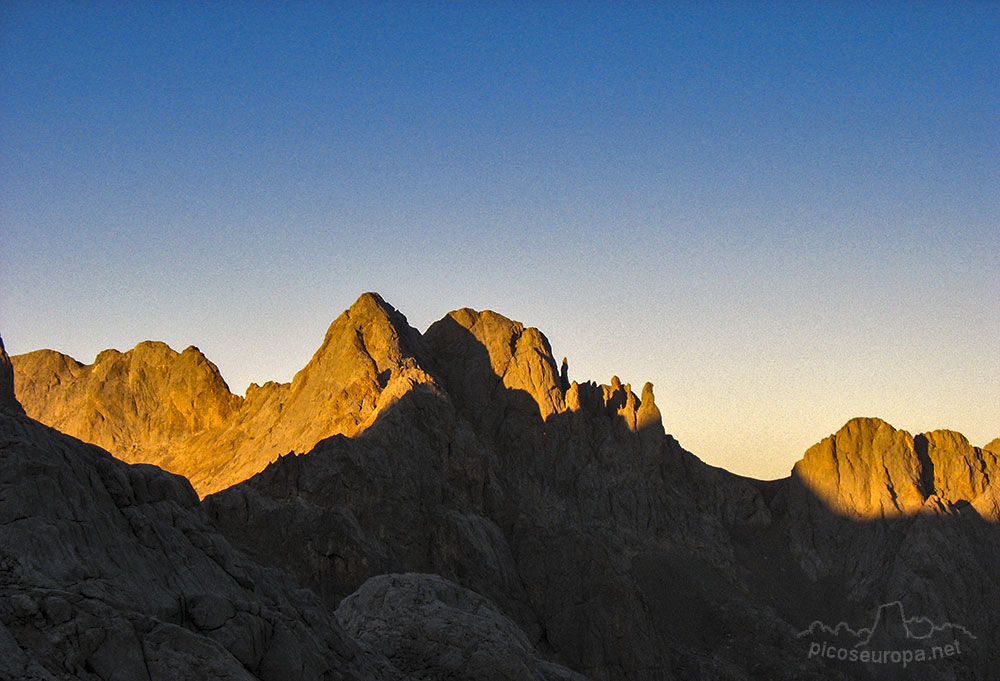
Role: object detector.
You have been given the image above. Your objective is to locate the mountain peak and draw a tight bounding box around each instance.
[324,292,419,359]
[346,291,396,318]
[9,294,437,496]
[792,417,999,519]
[132,339,176,356]
[187,293,437,493]
[424,306,565,422]
[916,429,999,510]
[14,339,240,451]
[311,292,425,378]
[792,417,923,517]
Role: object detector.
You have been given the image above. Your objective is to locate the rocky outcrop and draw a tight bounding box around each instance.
[8,295,999,681]
[188,292,438,493]
[204,303,820,681]
[423,308,565,424]
[791,417,1000,520]
[204,318,999,681]
[13,294,676,499]
[336,574,585,681]
[748,418,1000,681]
[12,342,241,466]
[203,381,527,625]
[919,429,999,517]
[0,333,25,415]
[0,407,407,681]
[791,418,926,517]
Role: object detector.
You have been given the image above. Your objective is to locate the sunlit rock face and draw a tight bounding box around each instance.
[792,418,925,517]
[11,293,441,495]
[8,293,1000,681]
[792,417,1000,520]
[920,429,1000,518]
[12,341,241,463]
[13,293,671,497]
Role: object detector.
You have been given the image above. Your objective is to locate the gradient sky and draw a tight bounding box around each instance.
[2,2,998,479]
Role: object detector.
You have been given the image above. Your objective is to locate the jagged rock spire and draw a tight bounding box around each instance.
[0,333,25,415]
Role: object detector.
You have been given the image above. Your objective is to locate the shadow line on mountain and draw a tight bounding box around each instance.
[202,319,998,680]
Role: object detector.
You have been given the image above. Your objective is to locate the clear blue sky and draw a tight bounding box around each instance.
[2,2,998,479]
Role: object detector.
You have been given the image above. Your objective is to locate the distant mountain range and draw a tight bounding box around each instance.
[3,293,998,680]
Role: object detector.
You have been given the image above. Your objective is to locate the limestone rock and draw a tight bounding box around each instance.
[0,409,408,681]
[635,382,661,432]
[918,429,999,518]
[791,417,1000,520]
[191,292,437,493]
[791,417,925,517]
[0,333,25,415]
[423,308,565,424]
[203,380,538,638]
[9,294,1000,681]
[336,574,586,681]
[207,303,814,681]
[12,292,436,495]
[11,341,241,468]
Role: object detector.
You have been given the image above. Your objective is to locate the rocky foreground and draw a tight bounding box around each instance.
[4,294,999,680]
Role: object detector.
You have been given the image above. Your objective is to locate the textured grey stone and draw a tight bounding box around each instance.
[337,573,586,681]
[8,296,1000,681]
[0,333,25,415]
[0,409,408,681]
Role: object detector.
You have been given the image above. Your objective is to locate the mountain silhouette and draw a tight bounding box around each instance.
[4,294,999,680]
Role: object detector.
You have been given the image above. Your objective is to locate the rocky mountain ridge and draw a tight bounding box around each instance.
[6,294,1000,680]
[1,333,583,681]
[13,294,997,519]
[12,294,679,498]
[11,294,440,495]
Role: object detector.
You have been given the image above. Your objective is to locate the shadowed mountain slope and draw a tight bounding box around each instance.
[8,294,1000,680]
[1,329,584,681]
[0,335,408,681]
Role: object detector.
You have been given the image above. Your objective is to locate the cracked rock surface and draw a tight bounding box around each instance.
[8,297,1000,681]
[336,573,586,681]
[0,407,406,681]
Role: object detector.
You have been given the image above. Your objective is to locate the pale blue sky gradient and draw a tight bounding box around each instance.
[2,2,998,478]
